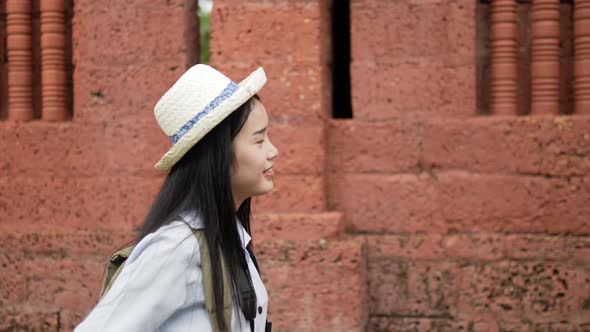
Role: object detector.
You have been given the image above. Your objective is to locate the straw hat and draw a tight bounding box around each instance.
[153,64,267,172]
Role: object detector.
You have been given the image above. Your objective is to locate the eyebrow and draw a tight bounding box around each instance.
[252,127,267,136]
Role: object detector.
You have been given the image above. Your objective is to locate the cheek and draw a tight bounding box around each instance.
[234,146,265,178]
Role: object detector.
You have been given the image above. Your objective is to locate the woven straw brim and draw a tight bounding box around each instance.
[154,68,267,172]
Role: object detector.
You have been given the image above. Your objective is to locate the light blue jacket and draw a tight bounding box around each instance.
[75,210,269,331]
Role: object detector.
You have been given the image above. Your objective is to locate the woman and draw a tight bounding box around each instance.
[75,64,279,331]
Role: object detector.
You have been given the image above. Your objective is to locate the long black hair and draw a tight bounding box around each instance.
[136,95,260,331]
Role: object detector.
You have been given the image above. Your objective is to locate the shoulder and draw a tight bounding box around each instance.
[127,220,202,266]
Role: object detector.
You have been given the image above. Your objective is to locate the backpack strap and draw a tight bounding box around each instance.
[99,244,134,298]
[191,229,233,332]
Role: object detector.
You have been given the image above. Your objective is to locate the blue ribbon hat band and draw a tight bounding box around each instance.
[169,81,240,144]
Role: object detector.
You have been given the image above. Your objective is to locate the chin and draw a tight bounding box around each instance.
[253,183,274,196]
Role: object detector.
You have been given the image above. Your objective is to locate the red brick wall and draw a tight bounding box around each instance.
[0,0,188,329]
[209,0,333,214]
[328,0,590,330]
[209,1,368,330]
[1,0,589,331]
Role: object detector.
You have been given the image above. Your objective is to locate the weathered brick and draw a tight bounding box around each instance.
[0,175,162,230]
[25,257,104,311]
[252,212,343,241]
[528,321,590,332]
[367,317,477,332]
[0,253,27,308]
[73,0,185,66]
[328,173,440,233]
[329,172,590,234]
[565,237,590,266]
[351,0,476,68]
[441,233,505,261]
[368,259,590,328]
[2,0,589,331]
[366,233,505,261]
[0,310,58,331]
[440,64,477,115]
[456,261,590,322]
[211,2,325,65]
[366,233,590,326]
[270,125,325,175]
[0,120,167,178]
[60,310,87,332]
[446,0,477,67]
[350,0,479,119]
[212,0,321,5]
[503,234,570,262]
[0,229,133,258]
[328,116,590,177]
[351,1,448,63]
[210,62,330,126]
[257,238,367,332]
[422,116,590,178]
[0,120,324,178]
[365,233,590,263]
[73,63,185,122]
[328,119,423,174]
[364,234,447,261]
[252,174,326,212]
[368,259,457,317]
[351,61,474,119]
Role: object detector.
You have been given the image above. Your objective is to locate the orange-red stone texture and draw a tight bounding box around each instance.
[0,0,366,330]
[1,0,590,331]
[1,0,187,328]
[333,0,590,329]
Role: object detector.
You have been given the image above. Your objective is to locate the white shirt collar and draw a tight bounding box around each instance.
[179,209,251,249]
[179,209,202,229]
[237,221,252,249]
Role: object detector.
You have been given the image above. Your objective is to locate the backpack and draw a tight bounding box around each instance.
[99,227,233,332]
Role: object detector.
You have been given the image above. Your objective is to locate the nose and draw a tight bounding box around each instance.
[268,140,279,160]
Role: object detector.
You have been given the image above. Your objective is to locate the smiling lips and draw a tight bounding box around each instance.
[263,166,274,176]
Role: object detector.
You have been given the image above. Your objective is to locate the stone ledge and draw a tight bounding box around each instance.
[252,212,343,242]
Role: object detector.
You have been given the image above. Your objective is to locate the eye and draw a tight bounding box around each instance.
[256,138,265,144]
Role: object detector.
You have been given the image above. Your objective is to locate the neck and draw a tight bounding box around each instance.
[233,194,245,212]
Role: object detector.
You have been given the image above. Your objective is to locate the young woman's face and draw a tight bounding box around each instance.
[231,98,279,207]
